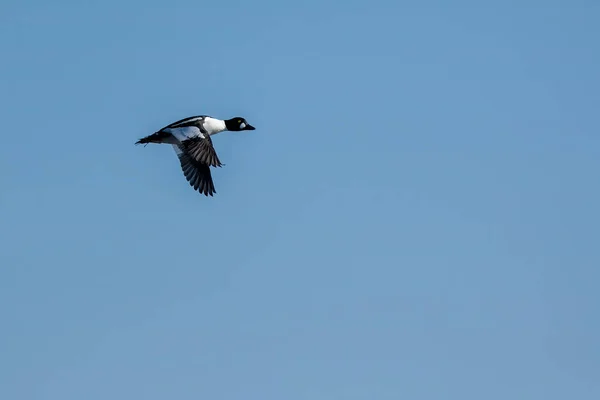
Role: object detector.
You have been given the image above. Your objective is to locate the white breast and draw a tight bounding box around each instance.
[203,117,227,135]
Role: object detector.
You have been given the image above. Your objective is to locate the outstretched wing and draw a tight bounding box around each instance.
[176,149,217,196]
[172,136,222,196]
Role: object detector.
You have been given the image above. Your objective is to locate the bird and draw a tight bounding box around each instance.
[136,115,255,196]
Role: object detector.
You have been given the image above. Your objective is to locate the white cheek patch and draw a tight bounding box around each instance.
[239,122,246,129]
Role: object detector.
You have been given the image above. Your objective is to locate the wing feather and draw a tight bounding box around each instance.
[176,151,216,196]
[180,136,223,168]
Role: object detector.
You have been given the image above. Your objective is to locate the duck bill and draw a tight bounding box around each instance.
[244,124,255,131]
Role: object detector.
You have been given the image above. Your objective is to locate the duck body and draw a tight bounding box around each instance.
[136,115,255,196]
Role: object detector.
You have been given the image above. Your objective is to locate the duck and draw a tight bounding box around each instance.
[136,115,255,196]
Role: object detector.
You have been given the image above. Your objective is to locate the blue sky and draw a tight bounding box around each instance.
[1,0,599,399]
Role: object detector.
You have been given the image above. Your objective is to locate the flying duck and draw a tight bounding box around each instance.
[136,115,255,196]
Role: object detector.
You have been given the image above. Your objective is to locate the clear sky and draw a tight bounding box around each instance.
[1,0,599,399]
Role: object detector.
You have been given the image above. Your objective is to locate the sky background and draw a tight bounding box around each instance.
[1,0,599,399]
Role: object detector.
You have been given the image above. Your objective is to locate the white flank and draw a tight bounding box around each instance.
[164,126,203,141]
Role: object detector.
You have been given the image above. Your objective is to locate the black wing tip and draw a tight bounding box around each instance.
[195,186,217,197]
[191,180,216,196]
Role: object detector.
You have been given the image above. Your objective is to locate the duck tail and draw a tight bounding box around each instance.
[135,131,170,146]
